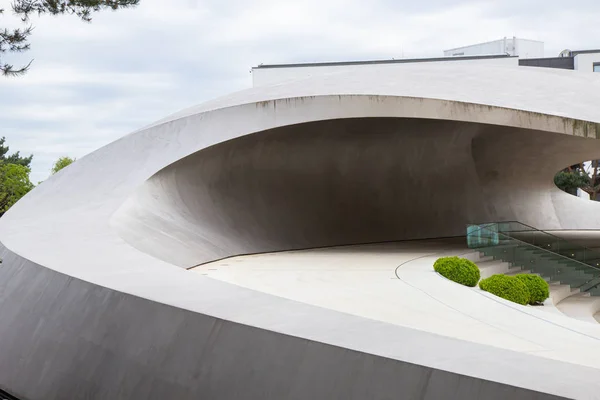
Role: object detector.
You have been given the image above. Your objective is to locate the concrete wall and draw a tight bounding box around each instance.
[0,245,572,400]
[252,57,518,87]
[112,117,600,268]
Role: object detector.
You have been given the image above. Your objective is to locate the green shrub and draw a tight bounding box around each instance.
[433,256,480,287]
[515,274,550,305]
[479,274,530,305]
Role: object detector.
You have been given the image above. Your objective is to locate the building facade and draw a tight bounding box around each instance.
[443,36,544,59]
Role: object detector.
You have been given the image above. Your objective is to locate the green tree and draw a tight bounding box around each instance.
[51,156,75,174]
[0,136,32,167]
[0,163,34,216]
[554,170,590,196]
[1,0,140,76]
[555,161,600,200]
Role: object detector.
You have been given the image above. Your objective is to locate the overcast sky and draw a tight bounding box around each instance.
[1,0,599,182]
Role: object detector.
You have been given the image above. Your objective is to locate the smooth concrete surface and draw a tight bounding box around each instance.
[191,241,600,371]
[1,64,600,398]
[251,56,519,86]
[555,293,600,323]
[114,117,600,268]
[0,242,574,400]
[546,230,600,251]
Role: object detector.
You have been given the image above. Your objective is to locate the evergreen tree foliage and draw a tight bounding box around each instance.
[0,137,32,167]
[554,170,590,195]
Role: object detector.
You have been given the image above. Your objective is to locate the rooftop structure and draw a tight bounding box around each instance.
[443,36,544,58]
[520,49,600,72]
[252,38,600,87]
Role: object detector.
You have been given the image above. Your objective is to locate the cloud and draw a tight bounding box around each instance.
[0,0,599,183]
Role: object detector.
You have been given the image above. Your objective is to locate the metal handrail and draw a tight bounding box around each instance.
[468,224,600,289]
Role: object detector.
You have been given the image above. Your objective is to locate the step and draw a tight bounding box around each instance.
[462,252,493,263]
[586,287,600,297]
[505,268,531,276]
[555,292,600,323]
[554,277,594,288]
[549,282,580,304]
[527,270,593,288]
[476,260,511,279]
[476,254,494,263]
[480,243,519,252]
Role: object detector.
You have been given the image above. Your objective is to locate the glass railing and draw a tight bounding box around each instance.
[467,222,600,294]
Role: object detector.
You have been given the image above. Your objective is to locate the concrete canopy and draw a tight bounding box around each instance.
[1,64,600,399]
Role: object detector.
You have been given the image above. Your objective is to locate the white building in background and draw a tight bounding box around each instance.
[252,37,600,87]
[441,38,600,73]
[444,37,544,59]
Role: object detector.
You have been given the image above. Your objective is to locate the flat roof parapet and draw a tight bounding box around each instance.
[253,54,516,70]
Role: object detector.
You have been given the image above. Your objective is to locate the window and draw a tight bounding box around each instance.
[594,62,600,72]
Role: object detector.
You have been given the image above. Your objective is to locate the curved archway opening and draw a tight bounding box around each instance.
[112,117,600,268]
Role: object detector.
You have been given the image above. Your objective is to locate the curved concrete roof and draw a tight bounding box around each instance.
[151,63,600,130]
[2,64,600,399]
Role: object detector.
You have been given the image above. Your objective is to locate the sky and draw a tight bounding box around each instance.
[1,0,600,183]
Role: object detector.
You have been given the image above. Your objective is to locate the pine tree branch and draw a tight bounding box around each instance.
[1,0,140,76]
[0,26,33,51]
[1,59,33,76]
[12,1,140,22]
[0,25,33,76]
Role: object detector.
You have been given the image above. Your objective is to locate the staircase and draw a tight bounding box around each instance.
[464,251,577,305]
[467,222,600,296]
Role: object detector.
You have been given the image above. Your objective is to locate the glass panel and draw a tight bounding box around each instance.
[466,222,600,292]
[467,223,498,248]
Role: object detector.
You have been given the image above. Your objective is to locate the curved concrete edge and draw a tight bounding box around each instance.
[4,93,599,325]
[194,242,600,355]
[2,66,600,399]
[4,93,600,297]
[556,294,600,323]
[111,113,600,268]
[142,64,600,132]
[1,244,599,400]
[143,95,599,139]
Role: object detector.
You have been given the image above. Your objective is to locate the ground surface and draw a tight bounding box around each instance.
[192,239,600,371]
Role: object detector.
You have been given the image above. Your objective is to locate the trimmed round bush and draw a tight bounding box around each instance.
[433,256,480,287]
[479,274,530,305]
[515,274,550,305]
